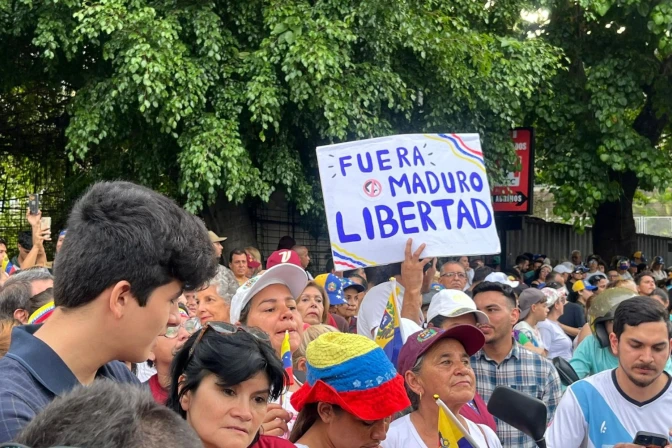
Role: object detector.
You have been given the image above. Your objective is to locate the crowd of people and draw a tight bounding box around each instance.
[0,181,672,448]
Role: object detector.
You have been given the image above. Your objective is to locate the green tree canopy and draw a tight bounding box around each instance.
[532,0,672,259]
[1,0,562,219]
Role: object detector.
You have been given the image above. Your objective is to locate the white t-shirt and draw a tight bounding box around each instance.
[546,369,672,448]
[382,414,501,448]
[537,319,573,361]
[652,270,666,281]
[514,321,546,350]
[619,271,633,281]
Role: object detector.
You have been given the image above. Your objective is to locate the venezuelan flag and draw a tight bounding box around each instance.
[438,400,475,448]
[281,330,294,385]
[2,258,16,275]
[374,281,403,366]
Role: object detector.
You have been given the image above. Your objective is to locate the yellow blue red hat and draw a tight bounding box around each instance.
[28,301,55,325]
[314,273,346,305]
[290,332,410,421]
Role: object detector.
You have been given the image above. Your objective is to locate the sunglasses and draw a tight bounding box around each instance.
[162,317,201,339]
[187,321,270,364]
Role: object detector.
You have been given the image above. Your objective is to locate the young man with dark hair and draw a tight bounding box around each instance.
[14,381,202,448]
[548,297,672,447]
[0,181,218,442]
[229,248,249,286]
[471,281,561,448]
[514,254,530,275]
[635,270,657,296]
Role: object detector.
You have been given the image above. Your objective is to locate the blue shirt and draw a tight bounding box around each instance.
[0,325,139,442]
[570,334,672,379]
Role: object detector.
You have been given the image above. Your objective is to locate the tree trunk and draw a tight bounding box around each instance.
[592,170,638,265]
[200,194,258,259]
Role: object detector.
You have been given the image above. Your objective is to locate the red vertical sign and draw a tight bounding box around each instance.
[491,128,534,214]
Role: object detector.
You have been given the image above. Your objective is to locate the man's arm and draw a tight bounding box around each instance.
[21,208,48,269]
[545,388,586,448]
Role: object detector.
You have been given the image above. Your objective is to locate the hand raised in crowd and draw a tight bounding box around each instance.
[421,257,437,293]
[400,238,430,323]
[26,208,50,246]
[260,403,292,437]
[400,238,430,294]
[26,207,41,228]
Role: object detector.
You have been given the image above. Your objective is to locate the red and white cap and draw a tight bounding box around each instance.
[229,263,308,324]
[266,249,302,269]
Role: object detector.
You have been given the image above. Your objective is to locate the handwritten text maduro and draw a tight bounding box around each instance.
[335,146,492,243]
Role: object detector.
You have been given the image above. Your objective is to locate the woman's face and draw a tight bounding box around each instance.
[151,315,191,374]
[413,338,475,409]
[540,267,551,279]
[244,284,303,353]
[321,404,388,448]
[181,372,270,448]
[335,287,360,319]
[297,286,325,326]
[184,292,199,317]
[198,284,230,324]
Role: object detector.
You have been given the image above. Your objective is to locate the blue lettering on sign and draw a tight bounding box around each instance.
[413,146,425,166]
[388,171,485,197]
[339,155,352,177]
[358,152,374,173]
[417,201,436,231]
[335,198,492,243]
[411,173,427,194]
[397,147,411,167]
[336,212,361,243]
[339,147,427,177]
[377,149,392,171]
[375,205,399,238]
[398,201,419,234]
[389,174,410,197]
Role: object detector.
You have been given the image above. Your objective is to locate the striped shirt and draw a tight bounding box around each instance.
[0,325,139,442]
[470,341,562,448]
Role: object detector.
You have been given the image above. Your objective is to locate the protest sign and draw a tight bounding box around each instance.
[316,134,501,271]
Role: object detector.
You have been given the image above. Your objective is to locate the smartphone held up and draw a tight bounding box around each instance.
[28,193,40,215]
[40,216,52,241]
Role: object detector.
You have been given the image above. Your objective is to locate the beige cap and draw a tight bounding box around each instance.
[208,231,227,243]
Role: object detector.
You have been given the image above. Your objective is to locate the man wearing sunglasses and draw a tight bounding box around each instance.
[0,181,218,443]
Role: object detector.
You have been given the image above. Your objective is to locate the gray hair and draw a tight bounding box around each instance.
[0,281,32,320]
[15,380,203,448]
[440,261,465,273]
[209,266,236,303]
[4,267,53,289]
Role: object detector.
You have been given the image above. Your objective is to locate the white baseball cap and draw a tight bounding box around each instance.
[229,263,308,324]
[553,264,572,274]
[484,272,520,288]
[427,289,489,325]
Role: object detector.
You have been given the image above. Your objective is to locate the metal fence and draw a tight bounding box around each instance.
[0,192,65,259]
[253,192,333,274]
[504,217,672,266]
